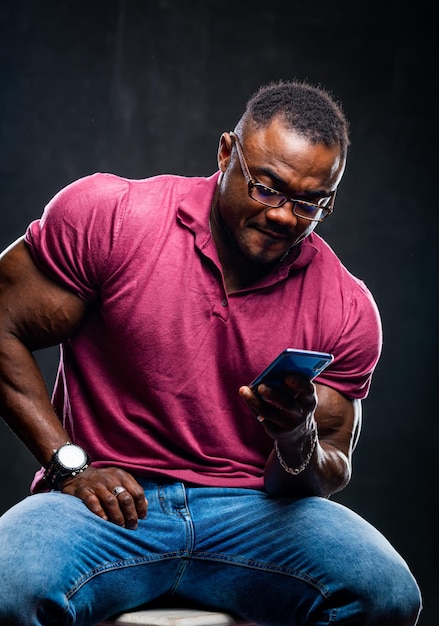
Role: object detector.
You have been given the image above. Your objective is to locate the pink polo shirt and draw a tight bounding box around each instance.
[25,172,382,492]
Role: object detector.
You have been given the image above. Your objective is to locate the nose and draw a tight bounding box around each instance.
[265,203,298,226]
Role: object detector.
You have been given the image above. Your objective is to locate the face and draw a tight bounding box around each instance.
[213,117,345,265]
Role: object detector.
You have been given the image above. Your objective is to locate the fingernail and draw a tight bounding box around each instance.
[127,521,138,530]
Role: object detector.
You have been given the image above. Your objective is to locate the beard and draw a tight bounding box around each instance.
[217,207,313,269]
[217,211,272,264]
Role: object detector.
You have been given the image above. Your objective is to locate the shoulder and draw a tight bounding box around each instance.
[36,173,131,232]
[35,172,213,234]
[25,172,216,299]
[305,233,378,307]
[45,172,193,209]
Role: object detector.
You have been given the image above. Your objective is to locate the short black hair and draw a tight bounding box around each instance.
[238,79,350,158]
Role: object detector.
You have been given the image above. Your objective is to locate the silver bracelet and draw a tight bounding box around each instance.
[274,426,318,476]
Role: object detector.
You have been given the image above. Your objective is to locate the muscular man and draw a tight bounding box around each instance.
[0,80,422,625]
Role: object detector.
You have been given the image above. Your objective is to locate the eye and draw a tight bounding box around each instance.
[257,184,280,198]
[296,201,318,215]
[293,200,324,219]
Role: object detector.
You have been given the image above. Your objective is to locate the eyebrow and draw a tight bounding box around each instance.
[251,165,332,200]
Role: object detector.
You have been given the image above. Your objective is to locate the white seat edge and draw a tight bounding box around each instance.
[99,607,254,626]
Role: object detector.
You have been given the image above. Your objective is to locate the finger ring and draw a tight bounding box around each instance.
[112,486,127,496]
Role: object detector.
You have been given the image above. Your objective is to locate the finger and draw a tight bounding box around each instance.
[132,489,148,520]
[59,477,124,526]
[109,481,148,529]
[284,374,315,397]
[120,476,148,520]
[74,488,110,521]
[259,377,316,413]
[59,467,148,529]
[99,487,138,529]
[240,384,313,435]
[112,488,140,529]
[252,384,301,417]
[239,385,266,414]
[240,385,291,424]
[115,487,148,529]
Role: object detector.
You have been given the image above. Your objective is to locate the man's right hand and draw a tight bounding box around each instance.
[58,466,148,530]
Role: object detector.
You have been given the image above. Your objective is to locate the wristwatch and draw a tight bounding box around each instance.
[44,443,90,489]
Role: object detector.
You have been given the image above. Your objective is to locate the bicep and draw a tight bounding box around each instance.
[0,237,87,349]
[314,382,362,461]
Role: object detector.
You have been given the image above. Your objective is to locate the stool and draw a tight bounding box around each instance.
[100,607,255,625]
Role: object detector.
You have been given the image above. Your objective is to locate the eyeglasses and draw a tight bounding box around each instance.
[229,131,335,222]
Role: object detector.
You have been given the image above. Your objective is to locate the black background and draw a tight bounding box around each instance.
[0,2,437,624]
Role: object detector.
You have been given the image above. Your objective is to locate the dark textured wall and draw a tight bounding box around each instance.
[0,2,437,624]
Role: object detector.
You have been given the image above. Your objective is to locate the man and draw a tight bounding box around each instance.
[0,80,421,625]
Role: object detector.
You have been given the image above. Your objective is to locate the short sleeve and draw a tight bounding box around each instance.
[317,278,383,399]
[25,173,130,301]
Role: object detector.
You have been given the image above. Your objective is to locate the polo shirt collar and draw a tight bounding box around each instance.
[177,171,319,283]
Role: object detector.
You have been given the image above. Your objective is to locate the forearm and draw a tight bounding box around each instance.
[239,382,360,499]
[0,239,89,465]
[0,335,68,466]
[264,422,351,498]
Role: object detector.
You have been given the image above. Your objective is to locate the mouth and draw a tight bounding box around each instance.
[245,226,296,263]
[258,228,288,240]
[252,224,292,244]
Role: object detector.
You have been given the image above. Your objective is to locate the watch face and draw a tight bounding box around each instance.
[57,445,87,470]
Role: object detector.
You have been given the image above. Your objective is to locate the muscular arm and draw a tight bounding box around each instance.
[0,238,87,465]
[0,238,147,528]
[239,377,362,498]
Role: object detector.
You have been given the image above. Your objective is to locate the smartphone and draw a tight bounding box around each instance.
[249,348,334,391]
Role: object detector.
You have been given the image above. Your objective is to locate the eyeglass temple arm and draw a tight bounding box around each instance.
[229,132,253,184]
[326,189,337,212]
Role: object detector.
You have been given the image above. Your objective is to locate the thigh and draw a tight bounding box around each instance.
[0,486,421,626]
[0,486,189,625]
[179,488,421,626]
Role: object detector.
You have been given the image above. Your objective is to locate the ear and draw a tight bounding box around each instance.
[217,132,233,173]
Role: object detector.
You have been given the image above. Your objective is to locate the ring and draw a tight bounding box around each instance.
[112,486,127,497]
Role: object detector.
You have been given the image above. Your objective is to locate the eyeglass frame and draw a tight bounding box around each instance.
[229,131,336,223]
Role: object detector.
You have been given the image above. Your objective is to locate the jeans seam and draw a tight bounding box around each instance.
[169,485,195,592]
[65,553,185,600]
[191,551,331,598]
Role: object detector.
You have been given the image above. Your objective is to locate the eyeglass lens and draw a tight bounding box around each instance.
[250,183,329,221]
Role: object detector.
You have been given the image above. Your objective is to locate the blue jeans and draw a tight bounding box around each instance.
[0,480,421,625]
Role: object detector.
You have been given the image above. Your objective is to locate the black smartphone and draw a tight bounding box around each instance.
[249,348,334,391]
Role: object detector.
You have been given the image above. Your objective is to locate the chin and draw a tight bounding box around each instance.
[239,244,287,266]
[232,227,292,265]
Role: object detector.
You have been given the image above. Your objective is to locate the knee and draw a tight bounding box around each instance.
[0,599,72,626]
[382,566,422,625]
[346,558,422,625]
[0,567,72,626]
[0,495,74,625]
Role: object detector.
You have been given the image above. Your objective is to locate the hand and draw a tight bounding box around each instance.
[59,466,148,530]
[239,373,318,441]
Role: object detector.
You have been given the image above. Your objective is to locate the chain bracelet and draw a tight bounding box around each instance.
[274,426,318,476]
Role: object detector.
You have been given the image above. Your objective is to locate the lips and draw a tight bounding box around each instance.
[254,226,291,241]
